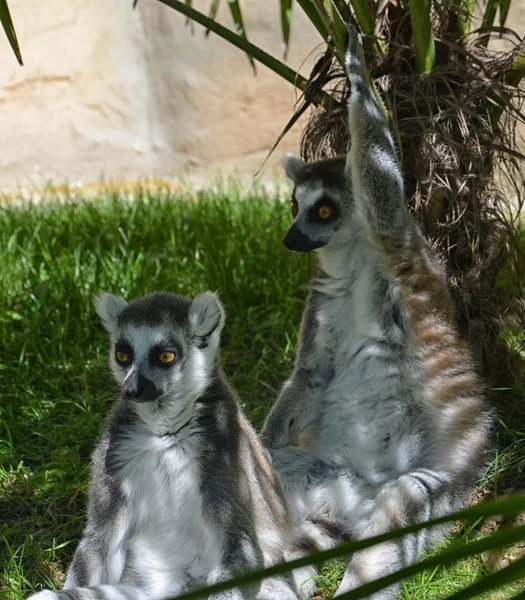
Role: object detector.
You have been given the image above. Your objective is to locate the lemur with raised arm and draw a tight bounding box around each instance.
[262,27,492,599]
[29,291,298,600]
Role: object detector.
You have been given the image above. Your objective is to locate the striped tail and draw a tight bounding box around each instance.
[29,584,148,600]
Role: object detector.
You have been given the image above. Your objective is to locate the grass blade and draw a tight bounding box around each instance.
[155,0,333,108]
[226,0,256,73]
[408,0,435,72]
[165,494,525,600]
[280,0,294,57]
[444,555,525,599]
[0,0,22,66]
[480,0,499,46]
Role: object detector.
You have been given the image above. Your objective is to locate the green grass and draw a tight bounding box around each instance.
[0,185,523,600]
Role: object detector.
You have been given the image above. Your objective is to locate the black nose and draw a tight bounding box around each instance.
[283,232,297,250]
[283,226,326,253]
[123,371,143,399]
[123,373,158,402]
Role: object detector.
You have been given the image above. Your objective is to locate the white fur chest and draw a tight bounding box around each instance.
[313,252,422,482]
[116,429,218,596]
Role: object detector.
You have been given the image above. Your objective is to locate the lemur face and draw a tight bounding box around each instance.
[94,291,224,406]
[282,153,351,253]
[110,323,187,403]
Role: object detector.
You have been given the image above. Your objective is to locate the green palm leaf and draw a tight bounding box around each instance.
[297,0,331,42]
[500,0,511,29]
[0,0,22,66]
[408,0,435,72]
[480,0,499,46]
[226,0,255,72]
[156,0,333,108]
[280,0,294,56]
[506,38,525,86]
[311,0,347,62]
[456,0,477,36]
[348,0,375,35]
[204,0,220,37]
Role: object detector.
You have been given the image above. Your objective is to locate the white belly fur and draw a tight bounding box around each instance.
[117,433,219,597]
[313,256,423,483]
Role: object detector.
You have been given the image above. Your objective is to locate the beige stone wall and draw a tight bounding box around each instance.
[0,1,524,191]
[0,0,318,190]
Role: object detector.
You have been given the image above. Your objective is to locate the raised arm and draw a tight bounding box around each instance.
[345,27,417,269]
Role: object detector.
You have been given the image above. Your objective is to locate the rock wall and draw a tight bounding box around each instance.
[0,1,524,190]
[0,0,318,189]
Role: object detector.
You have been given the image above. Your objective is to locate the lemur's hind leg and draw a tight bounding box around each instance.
[271,448,372,530]
[271,448,373,599]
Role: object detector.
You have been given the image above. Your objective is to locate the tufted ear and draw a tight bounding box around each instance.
[189,291,225,343]
[283,153,306,182]
[94,292,127,333]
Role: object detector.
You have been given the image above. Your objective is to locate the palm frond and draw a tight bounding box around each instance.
[0,0,22,66]
[168,495,525,600]
[280,0,294,57]
[408,0,435,72]
[225,0,255,72]
[156,0,332,109]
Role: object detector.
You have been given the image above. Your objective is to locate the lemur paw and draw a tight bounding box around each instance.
[345,24,364,66]
[27,591,60,600]
[259,422,291,450]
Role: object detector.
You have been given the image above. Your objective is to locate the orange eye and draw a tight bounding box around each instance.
[116,351,129,363]
[318,205,332,219]
[159,352,176,364]
[291,200,298,218]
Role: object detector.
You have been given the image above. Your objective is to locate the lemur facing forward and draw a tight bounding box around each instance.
[262,27,492,599]
[29,291,298,600]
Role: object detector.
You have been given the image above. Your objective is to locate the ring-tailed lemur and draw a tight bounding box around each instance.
[262,26,492,598]
[29,291,298,600]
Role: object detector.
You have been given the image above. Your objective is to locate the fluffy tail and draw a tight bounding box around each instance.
[285,516,351,599]
[29,585,148,600]
[333,469,455,599]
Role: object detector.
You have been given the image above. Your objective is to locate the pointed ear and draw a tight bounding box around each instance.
[283,153,306,182]
[189,292,225,342]
[93,292,127,333]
